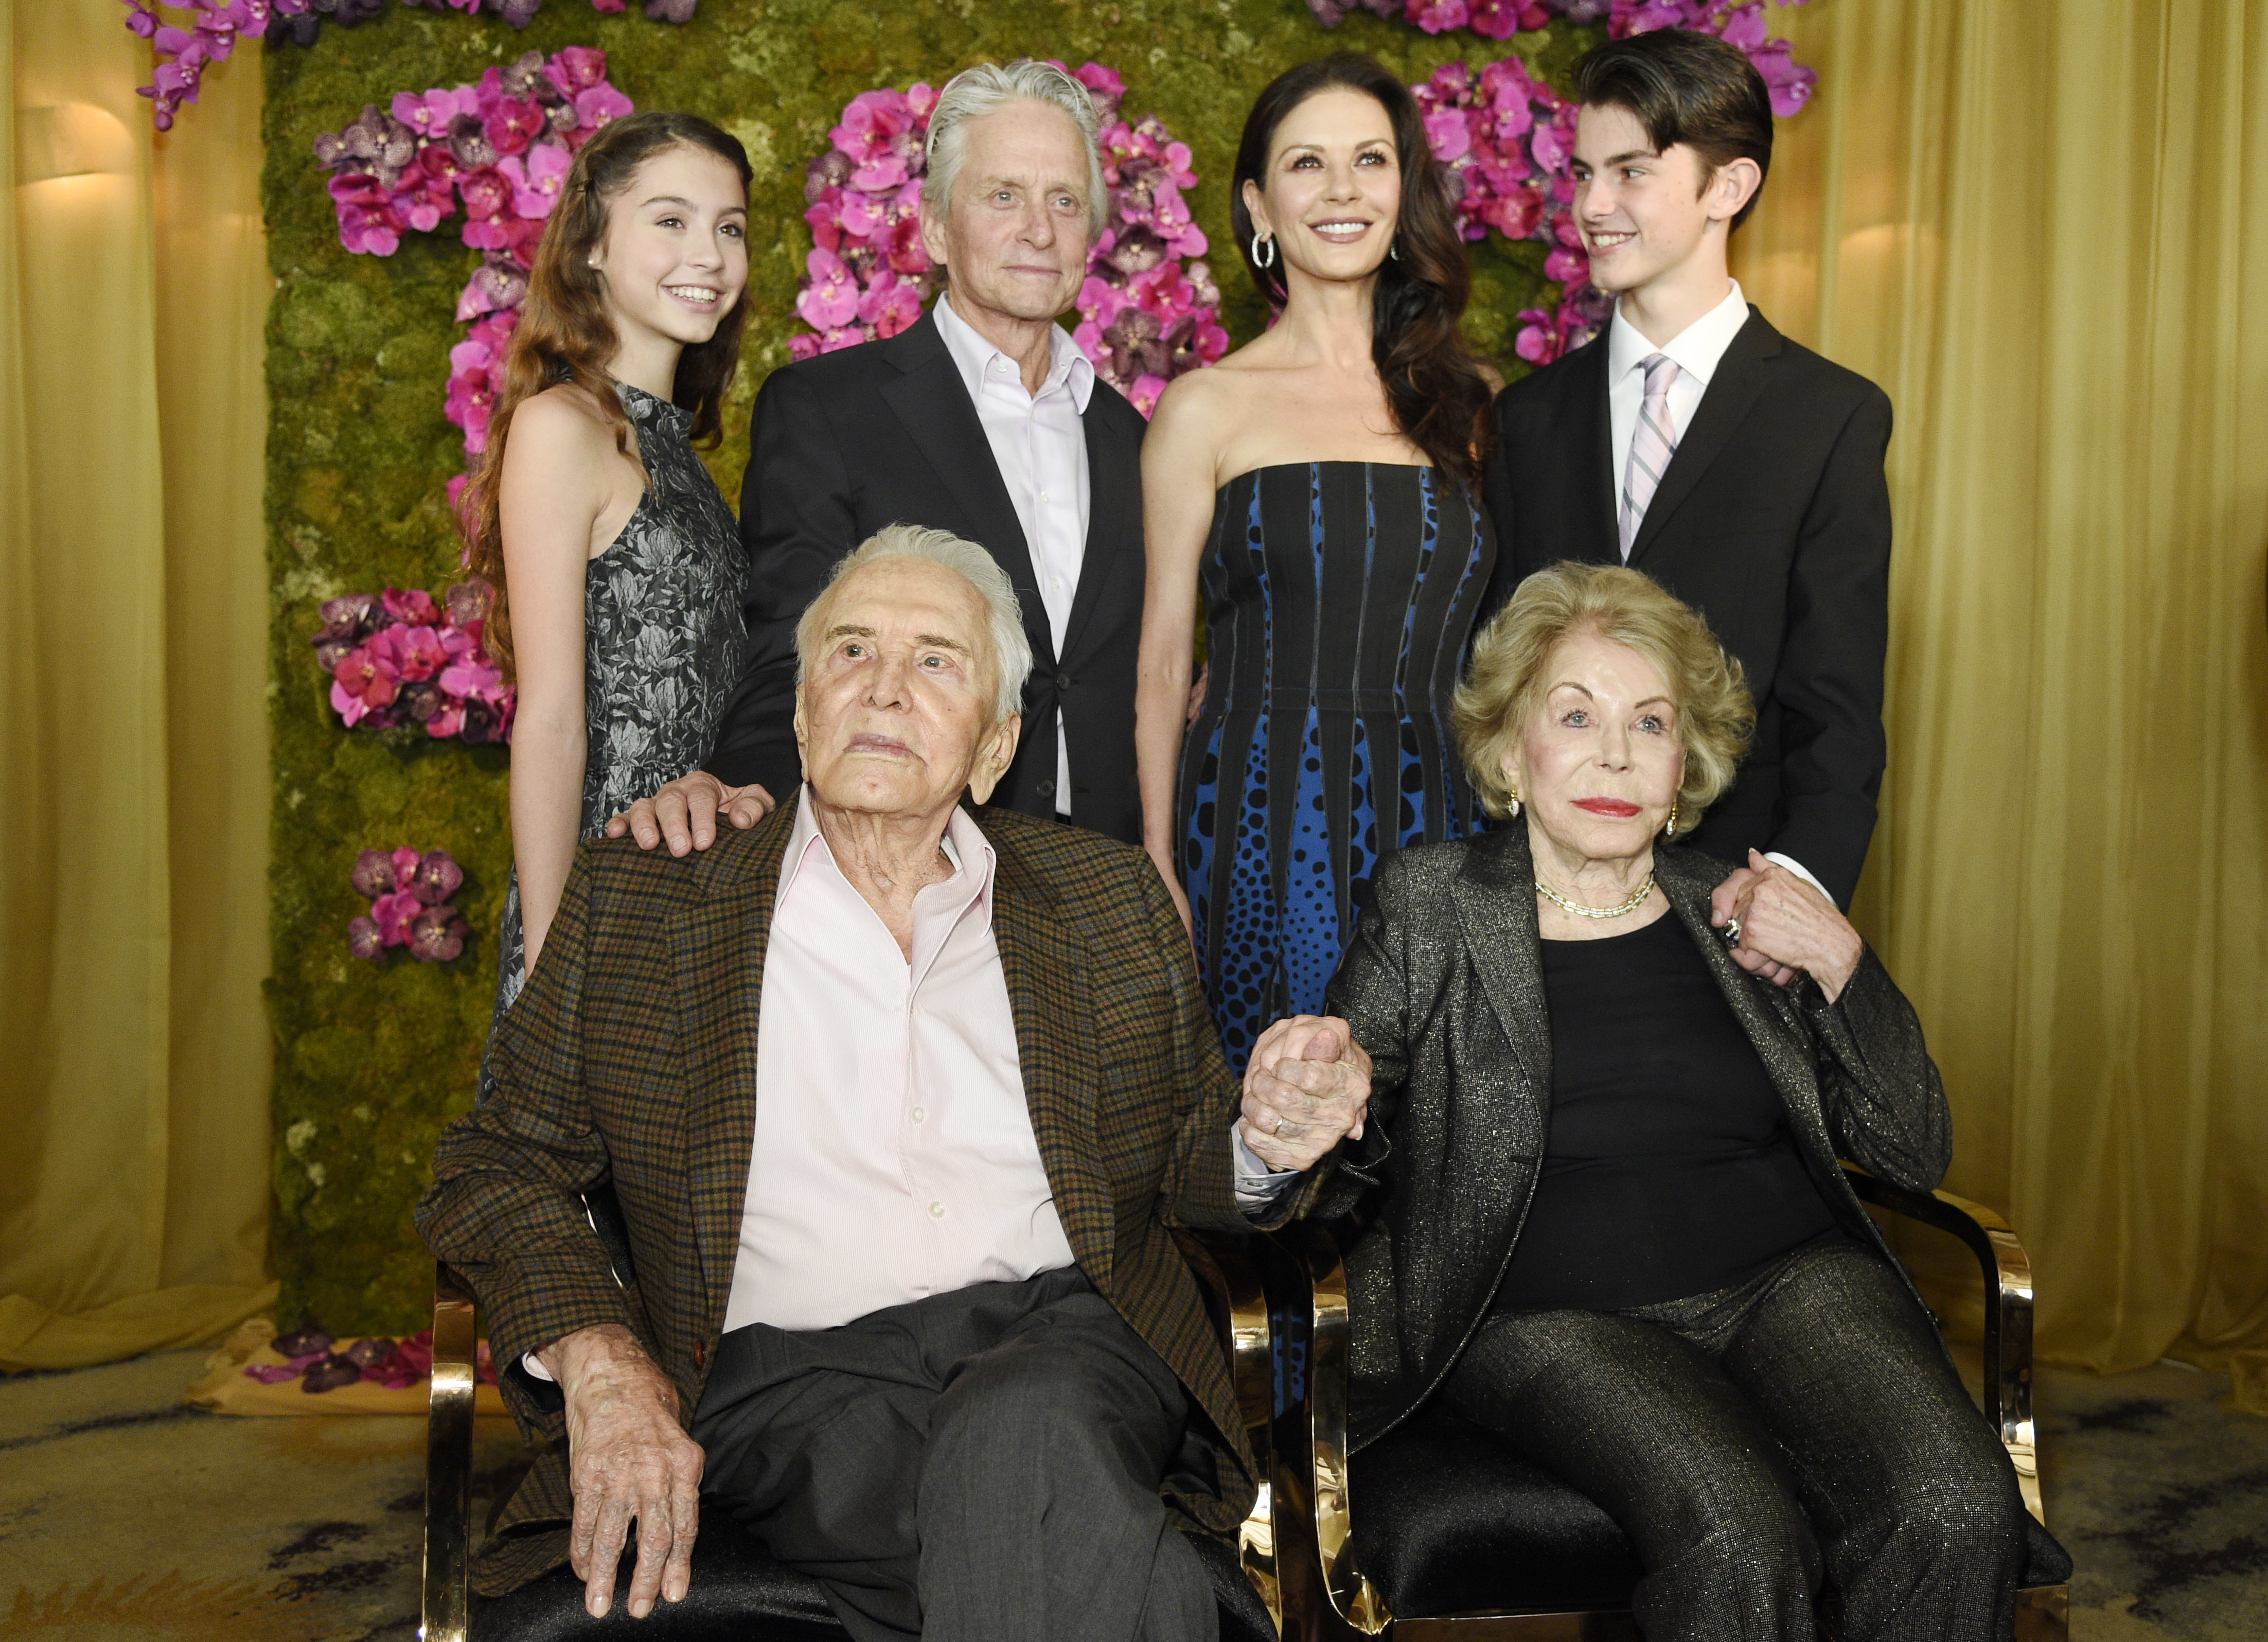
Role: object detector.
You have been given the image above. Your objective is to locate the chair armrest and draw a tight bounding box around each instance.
[1178,1231,1283,1634]
[1841,1163,2044,1526]
[424,1261,481,1642]
[1265,1222,1389,1637]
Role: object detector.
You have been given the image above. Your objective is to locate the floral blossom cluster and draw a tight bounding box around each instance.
[309,48,631,478]
[1406,2,1813,366]
[348,846,473,963]
[314,581,515,744]
[123,3,685,130]
[793,63,1227,418]
[247,1325,496,1392]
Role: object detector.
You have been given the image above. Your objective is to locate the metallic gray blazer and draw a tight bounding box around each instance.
[1322,826,1954,1452]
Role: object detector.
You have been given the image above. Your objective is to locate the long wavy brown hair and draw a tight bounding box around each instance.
[458,111,753,677]
[1229,55,1496,491]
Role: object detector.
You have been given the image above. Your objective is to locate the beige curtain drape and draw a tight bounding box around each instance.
[1,0,274,1370]
[1731,0,2268,1406]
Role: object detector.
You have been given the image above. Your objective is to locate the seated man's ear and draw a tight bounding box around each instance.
[965,712,1021,805]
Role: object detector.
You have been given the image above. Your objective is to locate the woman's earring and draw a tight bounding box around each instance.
[1508,786,1521,818]
[1388,237,1400,262]
[1250,229,1276,270]
[1663,802,1679,839]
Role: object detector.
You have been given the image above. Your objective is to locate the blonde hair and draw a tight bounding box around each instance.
[794,524,1033,724]
[1453,562,1754,824]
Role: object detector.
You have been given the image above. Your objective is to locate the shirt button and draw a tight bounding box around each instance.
[929,1201,946,1219]
[911,1105,927,1123]
[1039,490,1050,502]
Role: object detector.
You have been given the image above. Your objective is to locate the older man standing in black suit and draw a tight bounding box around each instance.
[620,58,1150,851]
[1482,29,1892,944]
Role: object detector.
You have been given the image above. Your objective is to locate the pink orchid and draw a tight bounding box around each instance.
[370,890,421,948]
[409,851,464,905]
[446,372,495,450]
[1407,0,1470,32]
[454,262,527,322]
[438,655,506,703]
[883,215,929,276]
[382,587,440,626]
[1126,374,1170,419]
[500,143,571,218]
[545,46,610,96]
[484,98,543,160]
[796,248,861,330]
[1074,63,1125,100]
[331,646,400,721]
[425,701,466,739]
[905,82,938,121]
[803,197,844,253]
[787,333,823,362]
[371,623,447,683]
[831,89,912,165]
[858,272,922,338]
[814,325,865,354]
[836,191,885,241]
[391,89,460,140]
[575,83,633,134]
[1424,109,1473,163]
[1463,0,1526,37]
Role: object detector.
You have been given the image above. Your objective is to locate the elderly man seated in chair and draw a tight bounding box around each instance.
[415,523,1371,1642]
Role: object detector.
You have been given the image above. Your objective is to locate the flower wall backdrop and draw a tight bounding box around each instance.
[259,0,1802,1330]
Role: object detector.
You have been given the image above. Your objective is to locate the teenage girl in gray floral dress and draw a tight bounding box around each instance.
[456,113,756,1067]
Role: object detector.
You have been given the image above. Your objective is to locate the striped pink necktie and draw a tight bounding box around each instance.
[1620,352,1680,560]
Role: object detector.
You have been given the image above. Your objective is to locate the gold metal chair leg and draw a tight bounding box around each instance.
[423,1262,480,1642]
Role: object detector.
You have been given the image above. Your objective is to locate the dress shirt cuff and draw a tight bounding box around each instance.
[1764,852,1831,899]
[521,1350,554,1383]
[1231,1122,1300,1210]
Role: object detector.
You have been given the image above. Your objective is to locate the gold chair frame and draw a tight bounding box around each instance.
[1263,1165,2072,1642]
[421,1232,1289,1642]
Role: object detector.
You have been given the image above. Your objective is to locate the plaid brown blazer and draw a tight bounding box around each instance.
[415,800,1316,1595]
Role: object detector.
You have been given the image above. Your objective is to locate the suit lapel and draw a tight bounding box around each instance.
[1447,831,1555,1143]
[669,806,794,1329]
[1628,309,1780,567]
[879,313,1054,666]
[1568,337,1621,563]
[1055,387,1137,664]
[987,831,1116,1285]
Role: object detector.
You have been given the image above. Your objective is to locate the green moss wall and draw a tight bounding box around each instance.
[261,0,1597,1333]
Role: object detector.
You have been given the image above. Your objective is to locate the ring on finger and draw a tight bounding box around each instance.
[1723,915,1742,948]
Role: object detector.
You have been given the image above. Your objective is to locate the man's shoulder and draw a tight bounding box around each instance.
[981,807,1157,911]
[1082,372,1149,445]
[576,813,784,902]
[1748,313,1890,417]
[1497,334,1603,416]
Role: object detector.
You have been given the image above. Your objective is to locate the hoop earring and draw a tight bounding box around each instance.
[1388,237,1399,262]
[1250,229,1276,270]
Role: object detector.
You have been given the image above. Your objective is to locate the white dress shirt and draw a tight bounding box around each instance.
[933,292,1093,818]
[1605,280,1830,902]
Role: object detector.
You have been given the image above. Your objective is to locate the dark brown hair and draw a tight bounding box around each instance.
[1574,29,1774,231]
[1229,55,1495,492]
[459,111,753,676]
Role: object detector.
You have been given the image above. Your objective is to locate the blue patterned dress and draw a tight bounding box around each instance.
[1177,462,1493,1072]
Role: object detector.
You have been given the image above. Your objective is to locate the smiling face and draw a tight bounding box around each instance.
[1502,628,1686,870]
[920,99,1094,329]
[1570,101,1754,297]
[794,557,1022,820]
[588,144,749,352]
[1244,86,1402,286]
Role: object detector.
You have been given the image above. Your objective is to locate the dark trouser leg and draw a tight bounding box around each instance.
[1703,1242,2028,1642]
[918,1286,1217,1642]
[1442,1308,1822,1642]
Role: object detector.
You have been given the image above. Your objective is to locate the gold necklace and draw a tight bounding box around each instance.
[1534,870,1657,919]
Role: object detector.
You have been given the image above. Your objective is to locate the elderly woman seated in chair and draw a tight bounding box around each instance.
[1322,562,2037,1641]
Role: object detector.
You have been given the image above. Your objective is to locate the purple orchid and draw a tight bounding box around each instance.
[409,906,471,963]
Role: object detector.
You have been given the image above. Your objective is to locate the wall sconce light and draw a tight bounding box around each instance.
[15,102,137,186]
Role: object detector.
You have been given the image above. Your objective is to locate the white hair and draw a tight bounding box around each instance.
[795,524,1033,724]
[922,59,1108,238]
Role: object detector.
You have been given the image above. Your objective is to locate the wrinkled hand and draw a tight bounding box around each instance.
[605,771,775,856]
[1239,1015,1371,1173]
[540,1323,704,1620]
[1709,850,1864,1001]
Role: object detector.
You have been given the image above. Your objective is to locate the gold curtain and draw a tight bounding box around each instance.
[0,0,274,1369]
[1731,0,2268,1404]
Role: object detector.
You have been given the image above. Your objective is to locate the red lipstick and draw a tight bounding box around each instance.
[1572,798,1642,818]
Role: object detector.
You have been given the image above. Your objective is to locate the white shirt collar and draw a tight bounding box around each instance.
[778,785,996,927]
[933,291,1095,413]
[1607,278,1751,390]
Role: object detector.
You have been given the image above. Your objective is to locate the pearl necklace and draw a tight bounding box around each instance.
[1534,870,1657,920]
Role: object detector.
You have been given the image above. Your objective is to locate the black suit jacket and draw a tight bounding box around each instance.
[1322,827,1952,1449]
[1480,307,1892,905]
[715,310,1150,844]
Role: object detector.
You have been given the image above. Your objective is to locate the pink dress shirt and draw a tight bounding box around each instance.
[723,791,1077,1333]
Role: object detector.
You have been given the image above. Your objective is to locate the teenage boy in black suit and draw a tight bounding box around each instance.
[1482,29,1892,946]
[610,59,1151,854]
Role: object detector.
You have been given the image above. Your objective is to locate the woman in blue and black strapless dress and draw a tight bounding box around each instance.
[1135,54,1499,1074]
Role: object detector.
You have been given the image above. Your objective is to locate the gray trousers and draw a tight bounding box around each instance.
[1443,1239,2028,1642]
[689,1266,1218,1642]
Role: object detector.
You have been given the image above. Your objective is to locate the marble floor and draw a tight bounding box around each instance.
[1,1348,2262,1639]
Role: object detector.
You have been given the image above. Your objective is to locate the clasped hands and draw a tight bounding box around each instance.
[1238,1014,1372,1173]
[1708,849,1865,1002]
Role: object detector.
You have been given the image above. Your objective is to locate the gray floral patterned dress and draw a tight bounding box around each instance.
[487,381,751,1052]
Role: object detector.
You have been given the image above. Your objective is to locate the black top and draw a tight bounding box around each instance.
[717,310,1149,843]
[1480,308,1893,906]
[1493,911,1841,1312]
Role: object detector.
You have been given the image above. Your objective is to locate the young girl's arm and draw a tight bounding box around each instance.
[499,389,634,972]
